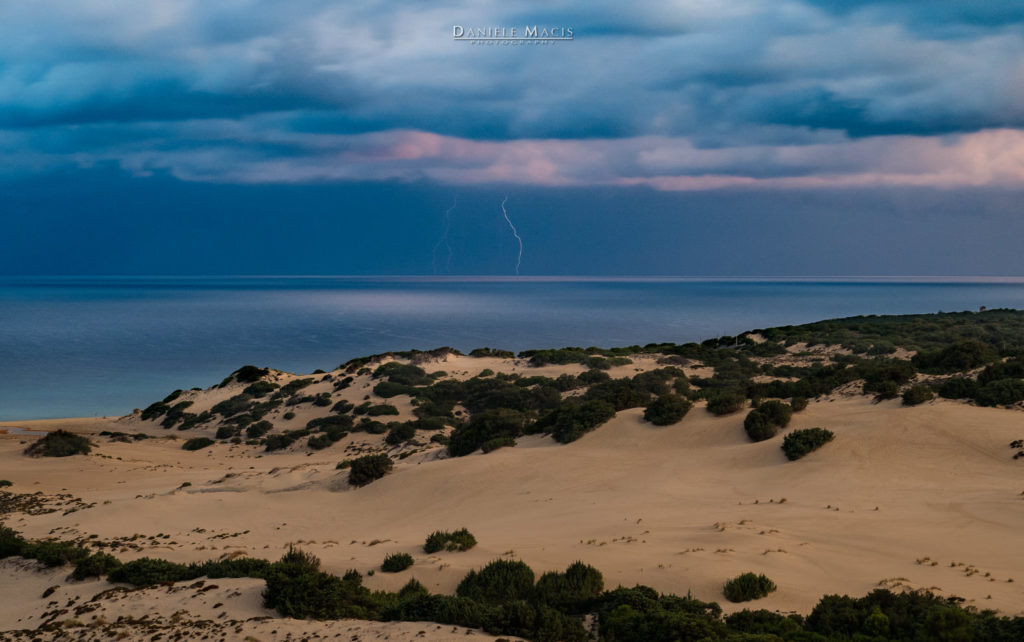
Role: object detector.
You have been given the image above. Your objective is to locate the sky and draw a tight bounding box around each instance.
[2,0,1024,276]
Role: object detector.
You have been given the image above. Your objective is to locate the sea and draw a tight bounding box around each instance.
[3,276,1024,420]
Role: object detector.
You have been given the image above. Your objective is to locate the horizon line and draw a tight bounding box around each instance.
[3,274,1024,284]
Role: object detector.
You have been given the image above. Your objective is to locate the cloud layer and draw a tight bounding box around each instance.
[2,0,1023,188]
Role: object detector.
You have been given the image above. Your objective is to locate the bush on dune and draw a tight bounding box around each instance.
[532,400,616,444]
[381,552,414,572]
[912,340,998,373]
[71,552,123,580]
[706,390,747,416]
[263,548,379,620]
[385,421,416,445]
[456,559,535,605]
[480,435,516,453]
[24,430,92,457]
[534,561,604,614]
[938,377,978,399]
[975,378,1024,407]
[447,409,528,456]
[643,394,693,426]
[743,401,793,442]
[723,572,777,602]
[22,539,90,567]
[423,528,477,554]
[902,385,935,406]
[348,454,393,486]
[366,404,400,417]
[181,437,215,451]
[781,427,835,460]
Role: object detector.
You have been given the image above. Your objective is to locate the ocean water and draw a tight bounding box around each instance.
[2,276,1024,420]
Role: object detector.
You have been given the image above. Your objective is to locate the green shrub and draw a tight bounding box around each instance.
[231,365,269,383]
[348,454,393,486]
[577,369,610,386]
[23,539,90,567]
[108,557,192,585]
[374,362,432,386]
[470,347,515,358]
[938,377,979,399]
[423,528,477,554]
[582,378,652,411]
[243,381,279,397]
[215,425,237,440]
[360,420,388,435]
[140,401,170,421]
[312,393,333,407]
[706,390,747,416]
[182,437,215,451]
[912,340,997,373]
[481,436,516,453]
[782,427,835,460]
[448,409,527,457]
[366,404,400,417]
[71,552,123,580]
[277,378,314,397]
[331,400,355,414]
[307,434,335,450]
[743,401,793,442]
[862,360,917,394]
[723,572,777,602]
[790,396,808,412]
[246,420,273,439]
[643,394,693,426]
[0,480,11,488]
[385,422,416,445]
[210,394,253,417]
[534,400,616,444]
[456,559,535,605]
[902,385,935,406]
[725,609,803,637]
[0,526,26,558]
[282,411,296,420]
[873,380,900,400]
[535,561,604,614]
[263,548,379,620]
[374,381,415,398]
[381,552,414,573]
[264,429,310,451]
[976,378,1024,407]
[24,430,92,457]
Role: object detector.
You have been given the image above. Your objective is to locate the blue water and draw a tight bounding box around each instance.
[2,276,1024,420]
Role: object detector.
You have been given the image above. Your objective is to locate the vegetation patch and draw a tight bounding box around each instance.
[743,401,793,442]
[423,528,477,554]
[24,430,92,457]
[380,552,414,573]
[181,437,215,451]
[723,572,777,602]
[348,454,394,486]
[643,394,693,426]
[902,385,935,406]
[781,427,835,460]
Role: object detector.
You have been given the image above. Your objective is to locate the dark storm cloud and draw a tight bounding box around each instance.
[0,0,1022,186]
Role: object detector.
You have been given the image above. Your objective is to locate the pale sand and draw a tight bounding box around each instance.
[2,354,1023,639]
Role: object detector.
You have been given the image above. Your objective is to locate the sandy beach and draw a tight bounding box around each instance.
[2,347,1023,639]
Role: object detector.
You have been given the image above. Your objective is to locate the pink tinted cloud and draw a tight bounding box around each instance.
[59,123,1024,190]
[324,127,1024,190]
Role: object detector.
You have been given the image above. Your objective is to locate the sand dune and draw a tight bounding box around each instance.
[3,390,1023,640]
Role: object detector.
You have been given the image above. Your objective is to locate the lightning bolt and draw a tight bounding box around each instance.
[500,195,523,275]
[432,196,456,274]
